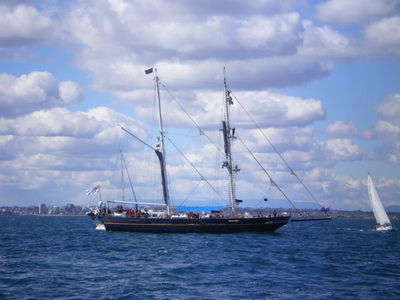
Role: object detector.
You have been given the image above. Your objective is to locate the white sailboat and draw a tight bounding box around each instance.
[367,174,392,231]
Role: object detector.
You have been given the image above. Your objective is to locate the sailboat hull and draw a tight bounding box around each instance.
[376,224,393,231]
[101,216,290,233]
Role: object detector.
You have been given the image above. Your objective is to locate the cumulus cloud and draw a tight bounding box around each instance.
[325,138,362,161]
[315,0,400,25]
[154,88,325,130]
[0,4,56,48]
[306,168,367,210]
[0,72,83,117]
[0,0,399,209]
[0,106,145,139]
[374,94,400,138]
[325,94,400,168]
[0,106,148,206]
[64,1,337,92]
[299,20,359,60]
[363,16,400,57]
[54,0,397,97]
[325,121,372,139]
[66,0,299,54]
[59,81,83,106]
[229,91,326,127]
[368,94,400,167]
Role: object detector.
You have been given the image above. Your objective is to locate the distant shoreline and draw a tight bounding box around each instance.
[0,213,87,217]
[36,214,86,217]
[1,212,399,220]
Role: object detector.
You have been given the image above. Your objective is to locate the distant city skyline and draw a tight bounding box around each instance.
[0,0,399,211]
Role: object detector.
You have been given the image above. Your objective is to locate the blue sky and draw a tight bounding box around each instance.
[0,0,399,211]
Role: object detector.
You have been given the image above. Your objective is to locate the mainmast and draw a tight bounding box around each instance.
[154,69,171,215]
[120,150,125,203]
[222,69,237,217]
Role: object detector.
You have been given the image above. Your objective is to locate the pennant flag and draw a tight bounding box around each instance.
[86,185,100,196]
[145,68,153,74]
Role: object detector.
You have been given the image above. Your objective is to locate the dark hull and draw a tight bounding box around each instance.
[100,216,290,233]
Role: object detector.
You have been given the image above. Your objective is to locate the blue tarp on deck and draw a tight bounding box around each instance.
[175,206,226,212]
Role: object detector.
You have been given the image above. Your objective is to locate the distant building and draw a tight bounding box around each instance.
[26,206,39,215]
[39,203,47,215]
[66,203,75,213]
[48,206,60,214]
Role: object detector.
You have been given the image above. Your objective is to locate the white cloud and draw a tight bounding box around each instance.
[0,106,147,173]
[363,16,400,57]
[0,108,95,138]
[105,86,327,138]
[0,106,144,138]
[325,121,372,139]
[230,91,326,127]
[326,121,358,136]
[235,13,303,56]
[325,138,362,161]
[374,121,400,136]
[0,0,399,210]
[306,168,367,210]
[59,81,83,106]
[64,1,337,92]
[324,94,400,168]
[145,89,326,130]
[374,93,400,138]
[314,0,400,58]
[0,106,151,206]
[299,20,358,60]
[369,94,400,167]
[315,0,400,25]
[0,72,83,117]
[0,4,56,48]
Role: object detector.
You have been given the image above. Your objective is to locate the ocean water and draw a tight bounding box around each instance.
[0,216,399,300]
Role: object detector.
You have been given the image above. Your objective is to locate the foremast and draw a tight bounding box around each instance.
[154,69,171,216]
[222,70,237,218]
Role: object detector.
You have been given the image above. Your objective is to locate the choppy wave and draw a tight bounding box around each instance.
[1,216,399,299]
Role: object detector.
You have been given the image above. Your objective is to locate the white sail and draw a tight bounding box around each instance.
[367,174,392,230]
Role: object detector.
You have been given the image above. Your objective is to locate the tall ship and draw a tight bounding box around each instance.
[96,68,330,233]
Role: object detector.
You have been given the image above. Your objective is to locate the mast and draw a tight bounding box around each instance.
[222,68,237,217]
[154,69,171,215]
[120,150,125,203]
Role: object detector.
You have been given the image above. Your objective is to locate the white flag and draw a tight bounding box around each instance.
[86,185,100,196]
